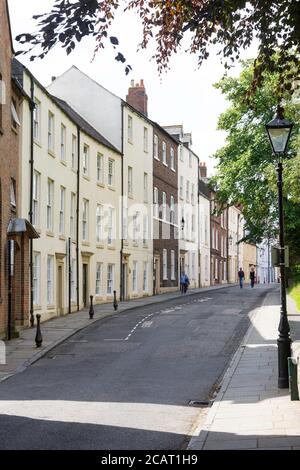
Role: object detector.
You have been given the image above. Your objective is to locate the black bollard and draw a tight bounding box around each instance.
[35,314,43,348]
[113,290,118,311]
[89,295,94,319]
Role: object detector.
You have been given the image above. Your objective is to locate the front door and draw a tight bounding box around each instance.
[57,264,63,316]
[83,264,88,307]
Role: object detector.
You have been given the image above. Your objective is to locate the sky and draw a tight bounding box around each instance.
[8,0,258,176]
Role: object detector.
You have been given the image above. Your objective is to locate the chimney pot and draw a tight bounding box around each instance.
[126,78,148,117]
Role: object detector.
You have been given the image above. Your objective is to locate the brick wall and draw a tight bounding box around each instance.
[0,0,28,337]
[153,126,179,288]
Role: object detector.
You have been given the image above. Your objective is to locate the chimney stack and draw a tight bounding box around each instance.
[126,79,148,116]
[199,162,207,179]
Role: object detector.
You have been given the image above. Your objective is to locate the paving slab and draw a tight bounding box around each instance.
[188,290,300,451]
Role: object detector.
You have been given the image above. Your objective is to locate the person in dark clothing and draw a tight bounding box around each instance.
[238,267,245,288]
[250,266,256,288]
[184,274,190,293]
[180,273,186,294]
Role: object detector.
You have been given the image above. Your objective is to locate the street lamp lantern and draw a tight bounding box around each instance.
[266,106,293,155]
[228,234,233,246]
[265,105,294,389]
[181,216,185,231]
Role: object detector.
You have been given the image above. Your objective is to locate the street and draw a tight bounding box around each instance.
[0,285,276,450]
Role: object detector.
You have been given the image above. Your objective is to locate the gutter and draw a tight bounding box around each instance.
[120,103,124,301]
[76,126,81,311]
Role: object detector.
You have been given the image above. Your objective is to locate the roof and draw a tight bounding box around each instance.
[51,96,121,154]
[198,179,210,199]
[7,218,39,239]
[12,59,120,154]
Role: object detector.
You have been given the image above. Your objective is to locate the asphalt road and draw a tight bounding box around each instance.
[0,284,276,450]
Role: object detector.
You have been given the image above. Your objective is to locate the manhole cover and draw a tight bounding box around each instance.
[188,400,212,407]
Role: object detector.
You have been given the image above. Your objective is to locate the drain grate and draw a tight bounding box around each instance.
[188,400,212,407]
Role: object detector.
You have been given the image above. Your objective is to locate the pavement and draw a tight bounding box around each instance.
[0,283,232,383]
[188,289,300,450]
[1,282,300,450]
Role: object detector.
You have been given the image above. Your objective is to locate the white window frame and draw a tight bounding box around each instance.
[70,192,76,240]
[71,259,76,302]
[82,199,89,241]
[48,111,54,153]
[128,166,133,197]
[133,212,139,243]
[180,176,184,199]
[107,264,114,295]
[108,207,114,245]
[143,262,148,292]
[180,144,184,162]
[144,173,148,203]
[170,147,175,170]
[171,250,175,280]
[47,179,54,231]
[163,249,168,280]
[143,214,148,245]
[154,134,159,159]
[83,144,89,176]
[186,181,190,202]
[47,255,54,305]
[132,261,138,293]
[170,195,175,224]
[154,187,159,218]
[162,192,167,220]
[33,252,41,305]
[96,205,103,243]
[72,134,77,170]
[143,127,148,152]
[97,153,104,184]
[162,141,167,165]
[96,263,102,296]
[128,115,133,143]
[60,124,66,162]
[32,171,40,228]
[59,186,65,235]
[108,158,114,186]
[33,99,40,142]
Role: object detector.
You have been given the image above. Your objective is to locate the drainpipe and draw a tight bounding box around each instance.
[120,103,124,301]
[29,76,35,327]
[7,240,14,340]
[68,237,71,314]
[76,126,81,311]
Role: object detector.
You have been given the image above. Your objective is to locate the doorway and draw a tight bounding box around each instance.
[154,257,160,295]
[57,264,63,316]
[82,263,88,307]
[122,263,127,300]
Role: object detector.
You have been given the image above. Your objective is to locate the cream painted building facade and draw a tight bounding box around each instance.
[198,180,211,287]
[48,67,154,300]
[228,206,243,283]
[18,62,122,322]
[164,126,199,288]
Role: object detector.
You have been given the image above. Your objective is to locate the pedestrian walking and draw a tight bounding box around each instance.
[180,273,186,294]
[184,273,190,293]
[250,266,256,288]
[238,267,245,288]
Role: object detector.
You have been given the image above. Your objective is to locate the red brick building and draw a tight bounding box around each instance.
[210,189,228,285]
[152,125,179,293]
[0,0,38,338]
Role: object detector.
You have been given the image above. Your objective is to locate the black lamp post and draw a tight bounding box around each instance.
[265,105,293,389]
